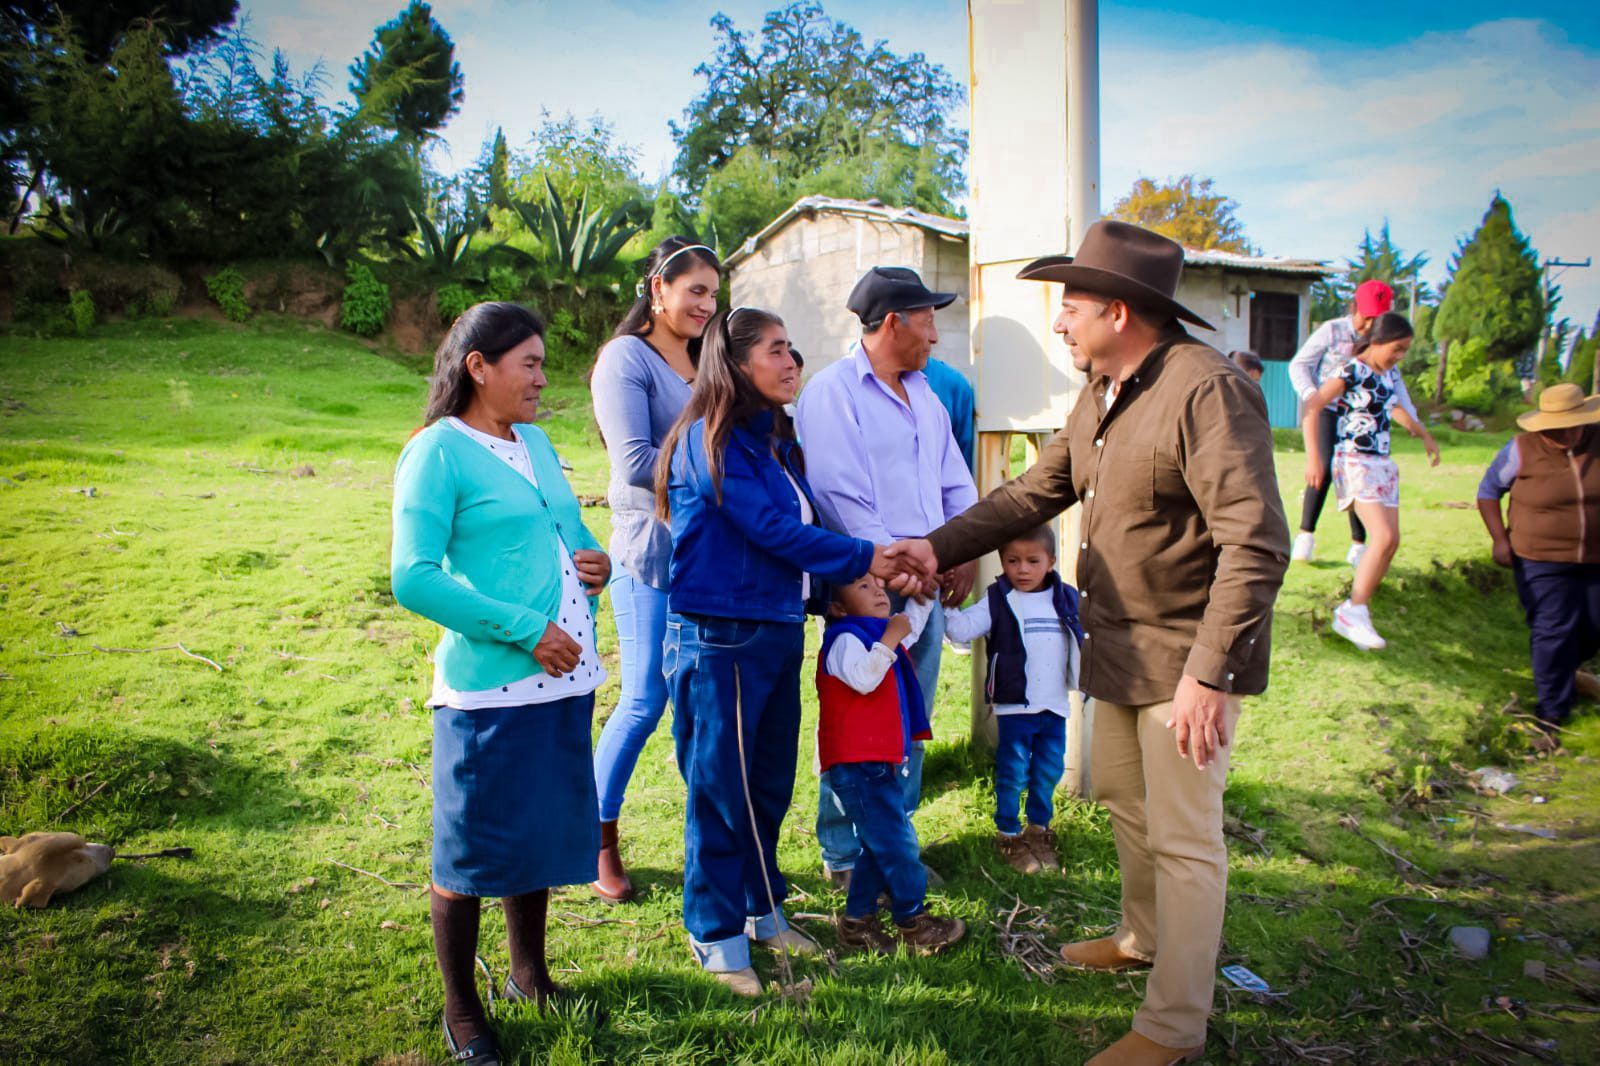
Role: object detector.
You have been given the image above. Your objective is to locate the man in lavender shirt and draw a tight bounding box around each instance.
[797,266,979,887]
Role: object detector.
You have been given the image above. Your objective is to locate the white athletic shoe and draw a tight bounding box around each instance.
[1332,601,1386,651]
[1347,542,1368,568]
[1291,532,1316,562]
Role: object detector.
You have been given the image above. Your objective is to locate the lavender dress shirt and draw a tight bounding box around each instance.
[796,342,978,542]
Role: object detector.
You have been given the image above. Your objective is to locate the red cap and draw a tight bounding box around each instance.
[1354,279,1394,317]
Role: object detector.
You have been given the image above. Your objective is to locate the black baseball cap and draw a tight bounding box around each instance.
[846,266,957,327]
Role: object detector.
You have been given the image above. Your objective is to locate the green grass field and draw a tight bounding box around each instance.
[2,317,1596,1065]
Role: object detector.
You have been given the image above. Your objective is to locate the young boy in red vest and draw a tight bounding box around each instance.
[943,525,1083,874]
[818,575,968,955]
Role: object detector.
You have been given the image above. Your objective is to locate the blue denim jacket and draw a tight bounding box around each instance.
[667,410,876,622]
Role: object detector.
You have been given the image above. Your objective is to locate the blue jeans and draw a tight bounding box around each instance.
[666,613,804,973]
[593,571,671,821]
[815,596,943,871]
[824,762,927,923]
[994,712,1067,835]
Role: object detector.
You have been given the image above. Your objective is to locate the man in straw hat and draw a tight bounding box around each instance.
[1477,382,1600,745]
[887,220,1289,1065]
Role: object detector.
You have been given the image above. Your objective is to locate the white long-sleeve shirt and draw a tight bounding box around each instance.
[944,589,1078,717]
[822,598,934,695]
[1288,315,1418,419]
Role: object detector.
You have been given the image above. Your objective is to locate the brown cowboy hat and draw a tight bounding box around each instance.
[1017,220,1215,331]
[1517,382,1600,432]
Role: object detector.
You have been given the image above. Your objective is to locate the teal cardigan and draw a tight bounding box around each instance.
[391,418,603,692]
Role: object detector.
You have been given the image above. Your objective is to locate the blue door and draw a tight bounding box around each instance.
[1259,361,1300,430]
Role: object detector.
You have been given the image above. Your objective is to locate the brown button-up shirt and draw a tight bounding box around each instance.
[927,328,1290,706]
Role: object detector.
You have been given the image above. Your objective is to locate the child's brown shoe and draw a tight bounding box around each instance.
[894,910,967,954]
[835,913,896,955]
[996,831,1042,874]
[1021,823,1060,870]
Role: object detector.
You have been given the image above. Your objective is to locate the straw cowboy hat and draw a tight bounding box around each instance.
[1017,219,1215,331]
[1518,383,1600,432]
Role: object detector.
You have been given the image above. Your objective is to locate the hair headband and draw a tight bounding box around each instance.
[635,243,716,298]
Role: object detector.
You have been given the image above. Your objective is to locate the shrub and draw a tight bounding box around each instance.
[1443,337,1516,413]
[205,267,251,322]
[68,290,95,335]
[483,265,524,303]
[435,282,475,326]
[339,262,391,337]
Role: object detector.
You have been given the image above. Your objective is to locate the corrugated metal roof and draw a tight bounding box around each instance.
[721,195,969,269]
[723,195,1329,278]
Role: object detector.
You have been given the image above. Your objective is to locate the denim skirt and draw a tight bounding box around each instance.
[430,693,600,897]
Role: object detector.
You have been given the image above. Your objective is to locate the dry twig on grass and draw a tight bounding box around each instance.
[54,778,110,823]
[325,858,426,891]
[41,642,224,672]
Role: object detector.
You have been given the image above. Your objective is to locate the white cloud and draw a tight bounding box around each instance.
[1100,17,1600,328]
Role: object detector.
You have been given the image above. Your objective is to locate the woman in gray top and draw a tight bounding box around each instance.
[589,236,721,901]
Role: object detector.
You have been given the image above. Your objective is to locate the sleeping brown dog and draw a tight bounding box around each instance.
[1,832,115,907]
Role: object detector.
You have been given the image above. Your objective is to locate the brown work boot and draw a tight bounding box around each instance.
[592,819,636,903]
[996,831,1042,874]
[1575,669,1600,703]
[1021,823,1060,870]
[834,913,896,955]
[1085,1030,1205,1065]
[1059,935,1151,972]
[894,910,967,954]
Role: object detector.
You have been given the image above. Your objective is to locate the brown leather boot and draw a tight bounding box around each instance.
[894,910,967,954]
[592,819,635,903]
[1085,1030,1204,1065]
[835,913,896,955]
[1059,935,1152,972]
[996,831,1042,874]
[1022,823,1060,871]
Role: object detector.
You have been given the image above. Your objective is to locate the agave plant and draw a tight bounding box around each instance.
[509,177,646,283]
[38,188,127,252]
[390,201,489,278]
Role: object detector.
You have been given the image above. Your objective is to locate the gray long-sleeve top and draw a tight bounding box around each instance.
[590,334,693,588]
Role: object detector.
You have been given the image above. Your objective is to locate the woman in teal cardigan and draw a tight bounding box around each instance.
[392,302,611,1065]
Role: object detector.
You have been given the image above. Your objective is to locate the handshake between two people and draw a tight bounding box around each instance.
[865,538,973,608]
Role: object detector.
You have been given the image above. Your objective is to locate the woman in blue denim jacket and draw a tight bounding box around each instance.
[653,306,903,996]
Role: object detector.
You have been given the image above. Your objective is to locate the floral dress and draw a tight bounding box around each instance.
[1331,359,1401,509]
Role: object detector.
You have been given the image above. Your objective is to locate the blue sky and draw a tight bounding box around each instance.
[243,0,1600,332]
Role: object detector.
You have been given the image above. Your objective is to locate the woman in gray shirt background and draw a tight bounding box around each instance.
[589,237,721,901]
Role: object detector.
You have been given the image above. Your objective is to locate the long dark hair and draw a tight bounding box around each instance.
[654,307,788,520]
[1353,311,1414,356]
[424,302,545,426]
[606,235,721,363]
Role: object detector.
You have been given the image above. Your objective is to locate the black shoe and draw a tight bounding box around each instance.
[503,974,609,1028]
[442,1014,502,1065]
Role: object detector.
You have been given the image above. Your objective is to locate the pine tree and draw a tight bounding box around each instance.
[1431,194,1543,403]
[349,1,463,146]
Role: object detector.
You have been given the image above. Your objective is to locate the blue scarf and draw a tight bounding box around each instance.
[820,614,930,758]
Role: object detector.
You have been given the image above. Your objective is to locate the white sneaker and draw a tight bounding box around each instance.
[1347,543,1368,568]
[1291,532,1315,562]
[1332,601,1386,651]
[757,927,820,955]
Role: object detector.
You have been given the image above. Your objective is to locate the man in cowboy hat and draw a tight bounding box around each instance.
[888,220,1289,1065]
[1477,382,1600,745]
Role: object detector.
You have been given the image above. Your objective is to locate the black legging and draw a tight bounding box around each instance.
[1301,406,1366,543]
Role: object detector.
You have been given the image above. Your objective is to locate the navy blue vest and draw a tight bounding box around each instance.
[983,573,1084,706]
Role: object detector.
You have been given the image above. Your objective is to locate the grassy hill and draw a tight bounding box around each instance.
[1,318,1595,1065]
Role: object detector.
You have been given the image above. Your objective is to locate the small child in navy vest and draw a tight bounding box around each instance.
[943,525,1083,874]
[816,574,968,956]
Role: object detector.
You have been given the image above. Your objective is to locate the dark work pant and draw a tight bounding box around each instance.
[1300,406,1368,543]
[1513,558,1600,725]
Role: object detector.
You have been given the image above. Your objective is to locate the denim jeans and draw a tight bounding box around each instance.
[593,571,671,821]
[1513,558,1600,725]
[824,761,927,923]
[994,712,1067,834]
[666,612,805,973]
[815,595,943,871]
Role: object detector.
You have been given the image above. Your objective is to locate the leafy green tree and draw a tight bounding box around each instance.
[512,112,646,217]
[348,1,463,145]
[1434,195,1543,360]
[1108,175,1252,254]
[670,1,965,244]
[0,0,237,59]
[1565,312,1600,391]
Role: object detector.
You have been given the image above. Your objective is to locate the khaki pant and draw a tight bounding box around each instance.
[1091,695,1243,1048]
